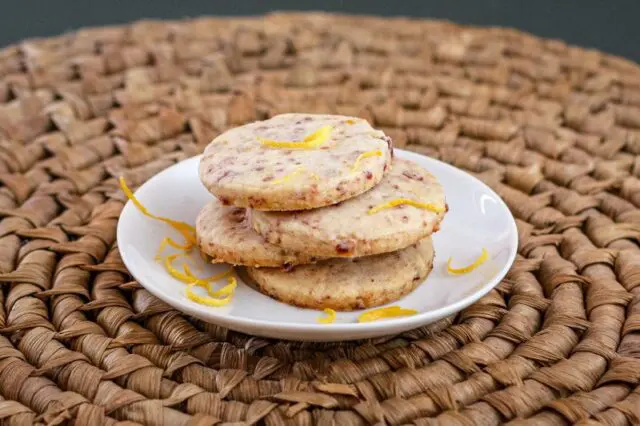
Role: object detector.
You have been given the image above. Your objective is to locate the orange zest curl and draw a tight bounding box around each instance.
[155,237,192,260]
[184,267,236,306]
[271,167,320,184]
[163,256,235,306]
[185,282,234,307]
[161,243,236,307]
[121,176,236,308]
[182,263,234,288]
[209,276,237,297]
[119,177,197,247]
[317,308,337,324]
[164,254,195,283]
[357,306,418,323]
[447,248,489,275]
[368,198,445,215]
[259,125,333,149]
[351,150,382,172]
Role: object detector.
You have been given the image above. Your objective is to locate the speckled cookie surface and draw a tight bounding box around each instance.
[199,113,392,211]
[247,237,434,311]
[250,159,446,258]
[196,198,319,267]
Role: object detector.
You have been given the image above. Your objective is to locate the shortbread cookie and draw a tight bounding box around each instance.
[196,198,319,267]
[247,237,434,311]
[251,158,446,258]
[199,113,393,211]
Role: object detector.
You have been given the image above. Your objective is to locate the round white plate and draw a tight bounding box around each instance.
[117,149,518,341]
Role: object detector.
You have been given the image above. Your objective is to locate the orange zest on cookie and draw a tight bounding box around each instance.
[317,308,337,324]
[447,248,489,275]
[351,150,382,172]
[259,125,333,149]
[357,306,418,323]
[271,166,320,184]
[368,198,445,215]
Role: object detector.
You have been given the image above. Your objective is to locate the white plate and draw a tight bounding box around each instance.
[117,149,517,341]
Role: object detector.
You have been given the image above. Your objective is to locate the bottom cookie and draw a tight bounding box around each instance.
[247,237,434,311]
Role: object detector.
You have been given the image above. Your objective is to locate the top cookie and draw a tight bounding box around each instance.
[199,113,393,211]
[250,158,447,258]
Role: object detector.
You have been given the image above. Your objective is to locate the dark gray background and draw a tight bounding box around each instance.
[2,0,638,62]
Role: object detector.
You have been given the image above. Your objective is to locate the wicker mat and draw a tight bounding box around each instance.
[0,11,639,426]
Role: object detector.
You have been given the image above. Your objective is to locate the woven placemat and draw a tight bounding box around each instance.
[0,11,638,426]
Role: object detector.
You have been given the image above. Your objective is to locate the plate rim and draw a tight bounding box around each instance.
[117,149,518,337]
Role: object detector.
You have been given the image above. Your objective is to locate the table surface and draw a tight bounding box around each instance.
[1,0,638,62]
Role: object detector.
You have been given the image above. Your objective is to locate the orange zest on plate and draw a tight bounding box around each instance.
[368,198,445,215]
[259,125,333,149]
[357,306,418,323]
[164,254,196,283]
[163,255,236,306]
[120,176,236,307]
[182,263,234,284]
[447,248,489,275]
[184,264,236,305]
[186,266,237,294]
[317,308,337,324]
[119,177,197,247]
[155,237,192,260]
[185,281,234,307]
[351,150,382,172]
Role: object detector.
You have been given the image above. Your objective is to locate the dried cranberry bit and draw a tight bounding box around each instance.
[383,136,394,157]
[365,171,373,180]
[216,170,232,183]
[335,242,353,254]
[230,208,245,223]
[282,262,294,272]
[402,170,424,181]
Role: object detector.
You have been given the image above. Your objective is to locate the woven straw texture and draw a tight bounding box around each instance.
[0,11,639,426]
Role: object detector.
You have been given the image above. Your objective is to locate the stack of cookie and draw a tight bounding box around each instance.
[196,114,447,311]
